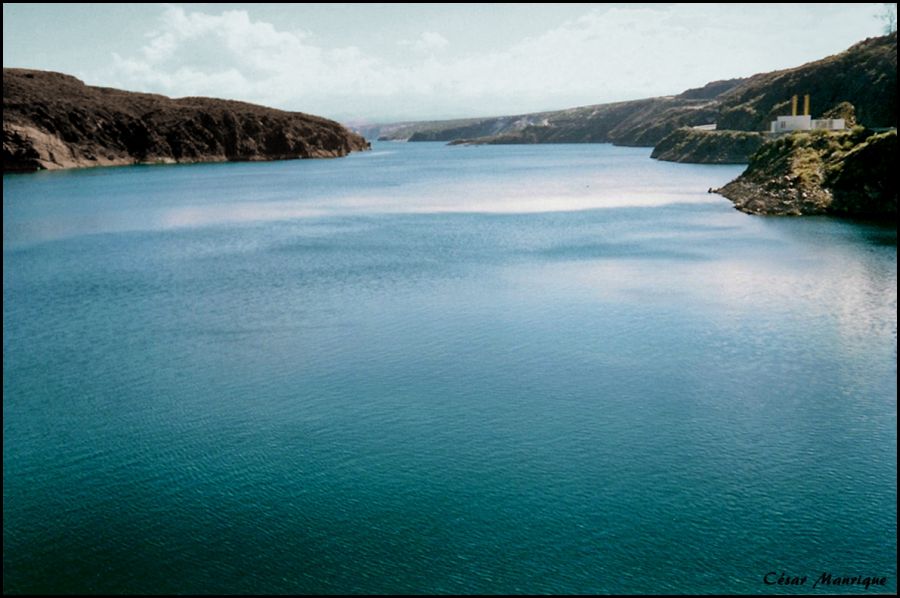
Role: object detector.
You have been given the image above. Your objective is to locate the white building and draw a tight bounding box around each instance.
[770,115,811,132]
[769,94,846,133]
[811,118,846,131]
[769,115,846,132]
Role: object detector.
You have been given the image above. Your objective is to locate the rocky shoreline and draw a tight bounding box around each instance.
[714,129,896,219]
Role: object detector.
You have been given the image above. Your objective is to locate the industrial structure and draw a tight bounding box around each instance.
[769,94,846,133]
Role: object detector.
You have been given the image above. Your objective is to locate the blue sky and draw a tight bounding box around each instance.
[3,3,893,123]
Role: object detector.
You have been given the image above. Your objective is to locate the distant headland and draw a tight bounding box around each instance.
[3,69,369,173]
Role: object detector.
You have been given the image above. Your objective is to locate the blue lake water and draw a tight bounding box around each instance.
[3,142,897,594]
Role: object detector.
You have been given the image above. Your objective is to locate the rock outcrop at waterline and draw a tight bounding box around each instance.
[714,128,896,219]
[3,69,369,173]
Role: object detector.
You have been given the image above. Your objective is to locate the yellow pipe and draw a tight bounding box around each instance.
[804,94,810,116]
[791,95,798,116]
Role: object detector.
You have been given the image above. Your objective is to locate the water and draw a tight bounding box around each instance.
[3,143,896,594]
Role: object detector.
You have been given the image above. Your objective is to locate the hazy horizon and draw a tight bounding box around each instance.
[3,3,895,124]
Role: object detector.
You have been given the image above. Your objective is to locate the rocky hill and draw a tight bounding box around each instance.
[373,89,733,147]
[3,69,369,173]
[713,33,896,132]
[361,33,896,147]
[715,128,896,219]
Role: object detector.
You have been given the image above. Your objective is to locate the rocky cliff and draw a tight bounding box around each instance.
[715,128,896,219]
[3,69,369,173]
[650,128,766,163]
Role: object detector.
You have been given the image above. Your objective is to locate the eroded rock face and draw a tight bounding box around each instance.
[3,69,369,173]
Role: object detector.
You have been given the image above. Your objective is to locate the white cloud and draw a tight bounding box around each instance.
[98,4,885,122]
[399,31,449,52]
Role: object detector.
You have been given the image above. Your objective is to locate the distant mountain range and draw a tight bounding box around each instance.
[357,32,896,146]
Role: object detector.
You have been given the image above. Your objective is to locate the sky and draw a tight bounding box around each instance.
[3,3,894,124]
